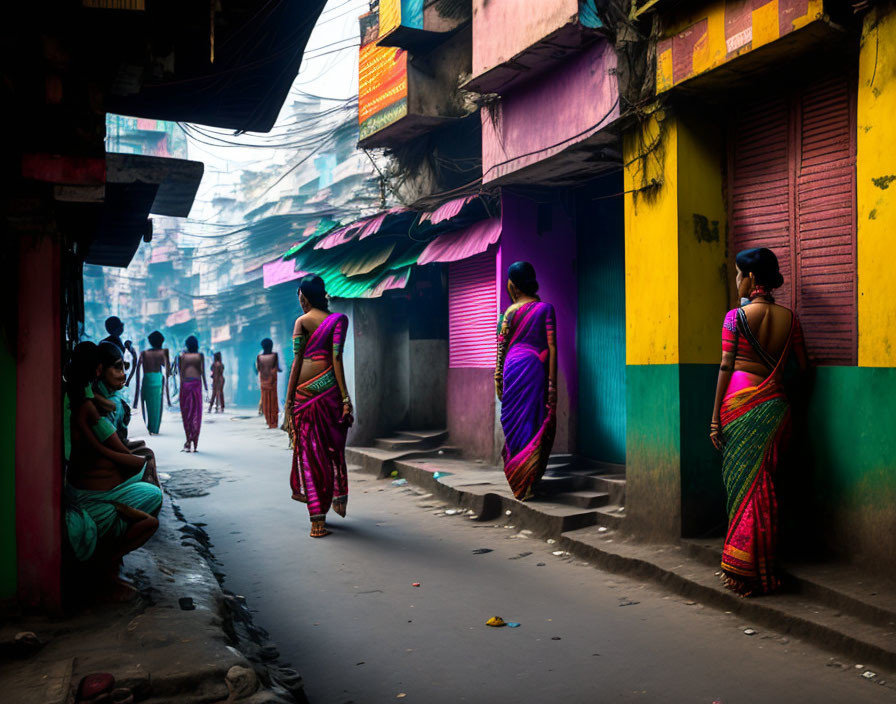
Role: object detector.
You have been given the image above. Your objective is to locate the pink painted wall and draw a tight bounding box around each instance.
[472,0,580,79]
[16,237,62,612]
[481,40,619,183]
[498,190,578,453]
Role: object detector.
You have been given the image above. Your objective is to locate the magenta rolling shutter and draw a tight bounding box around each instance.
[729,95,794,309]
[448,251,497,368]
[728,73,856,365]
[796,75,857,365]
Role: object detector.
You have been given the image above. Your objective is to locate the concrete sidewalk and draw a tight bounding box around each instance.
[0,496,305,704]
[347,440,896,677]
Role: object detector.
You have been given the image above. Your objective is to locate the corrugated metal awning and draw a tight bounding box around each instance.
[417,218,501,265]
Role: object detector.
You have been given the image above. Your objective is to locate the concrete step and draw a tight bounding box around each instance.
[562,526,896,673]
[682,538,896,631]
[586,474,626,505]
[373,429,449,452]
[374,436,431,451]
[396,429,449,444]
[548,490,610,509]
[345,444,461,478]
[391,457,600,537]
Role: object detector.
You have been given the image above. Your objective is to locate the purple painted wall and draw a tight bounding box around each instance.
[481,40,618,183]
[447,367,497,460]
[498,189,578,453]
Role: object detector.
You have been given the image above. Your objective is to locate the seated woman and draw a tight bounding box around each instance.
[93,341,160,486]
[64,342,163,600]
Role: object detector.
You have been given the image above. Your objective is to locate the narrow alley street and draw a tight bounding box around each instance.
[146,407,894,704]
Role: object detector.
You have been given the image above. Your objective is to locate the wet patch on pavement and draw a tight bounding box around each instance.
[163,468,223,498]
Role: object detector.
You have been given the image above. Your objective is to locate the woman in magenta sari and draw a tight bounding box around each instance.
[710,248,808,596]
[178,335,206,452]
[285,275,353,538]
[495,262,557,501]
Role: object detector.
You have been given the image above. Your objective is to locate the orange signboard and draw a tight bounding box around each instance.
[358,42,408,140]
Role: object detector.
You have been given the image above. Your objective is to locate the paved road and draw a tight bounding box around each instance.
[143,407,895,704]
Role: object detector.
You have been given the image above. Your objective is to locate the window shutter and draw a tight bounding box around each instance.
[729,95,794,309]
[728,74,856,365]
[796,75,857,365]
[448,251,497,368]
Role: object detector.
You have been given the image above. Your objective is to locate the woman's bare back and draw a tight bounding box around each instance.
[736,303,794,378]
[180,352,203,379]
[296,311,330,384]
[143,348,167,373]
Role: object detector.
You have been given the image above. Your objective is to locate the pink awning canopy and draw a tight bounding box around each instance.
[263,257,306,289]
[417,218,502,265]
[315,207,407,250]
[419,195,477,225]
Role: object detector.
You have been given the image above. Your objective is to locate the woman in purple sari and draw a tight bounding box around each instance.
[496,262,557,501]
[285,275,353,538]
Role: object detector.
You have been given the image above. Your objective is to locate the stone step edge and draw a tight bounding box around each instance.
[682,539,896,629]
[559,529,896,674]
[382,456,623,536]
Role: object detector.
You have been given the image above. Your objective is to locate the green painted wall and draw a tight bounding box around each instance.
[633,363,896,575]
[679,363,726,538]
[626,364,681,537]
[799,366,896,570]
[577,185,626,463]
[0,330,16,599]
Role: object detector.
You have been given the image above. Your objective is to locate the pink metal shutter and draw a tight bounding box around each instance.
[729,95,794,309]
[448,251,497,368]
[796,75,857,365]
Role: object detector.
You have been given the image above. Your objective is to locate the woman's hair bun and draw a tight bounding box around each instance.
[508,261,539,297]
[299,274,329,311]
[735,247,783,290]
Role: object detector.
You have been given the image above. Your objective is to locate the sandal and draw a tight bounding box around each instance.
[310,521,330,538]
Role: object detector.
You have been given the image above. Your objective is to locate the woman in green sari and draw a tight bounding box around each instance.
[64,342,163,600]
[133,330,170,435]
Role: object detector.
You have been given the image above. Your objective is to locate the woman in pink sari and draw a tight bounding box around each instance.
[285,275,353,538]
[710,248,808,595]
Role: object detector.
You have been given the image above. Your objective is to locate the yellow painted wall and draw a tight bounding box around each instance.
[624,109,679,365]
[676,113,728,365]
[858,3,896,367]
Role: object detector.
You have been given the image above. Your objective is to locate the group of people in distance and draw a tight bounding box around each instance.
[130,331,212,452]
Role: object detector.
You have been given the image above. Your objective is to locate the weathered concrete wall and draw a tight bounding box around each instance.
[481,40,618,183]
[447,367,496,460]
[497,189,578,453]
[471,0,579,79]
[341,297,448,445]
[408,339,448,429]
[340,299,386,446]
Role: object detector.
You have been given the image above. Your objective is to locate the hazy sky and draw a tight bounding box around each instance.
[185,0,369,221]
